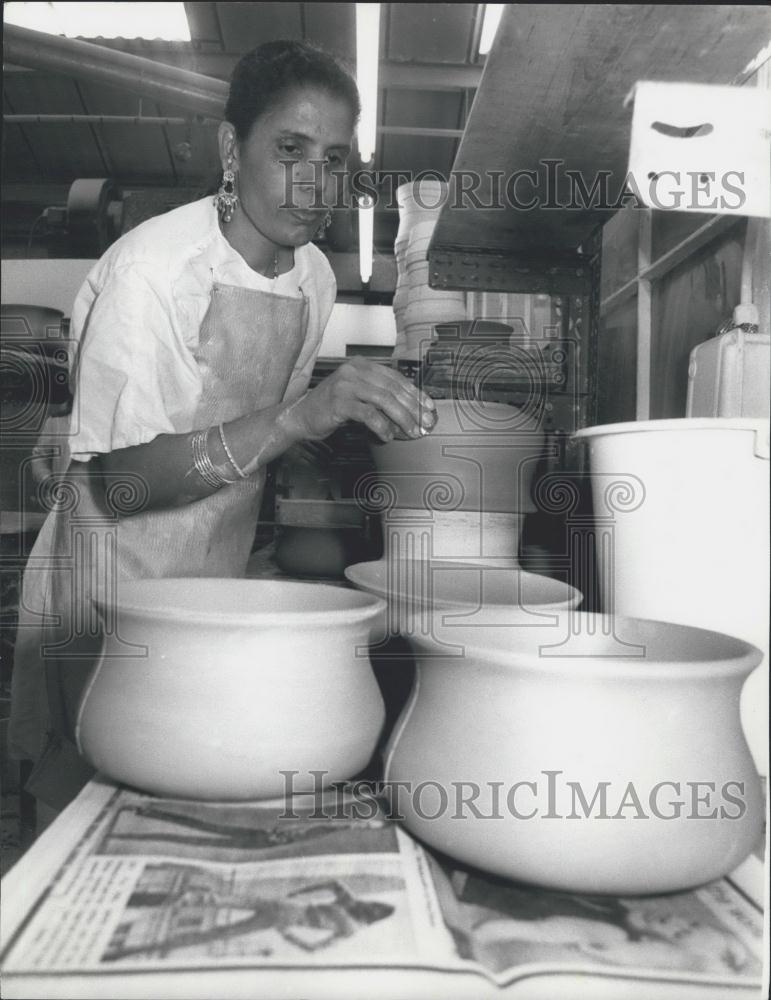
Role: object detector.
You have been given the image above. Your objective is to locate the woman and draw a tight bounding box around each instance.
[9,40,436,815]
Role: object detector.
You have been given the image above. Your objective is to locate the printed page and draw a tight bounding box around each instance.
[425,852,765,990]
[1,787,458,975]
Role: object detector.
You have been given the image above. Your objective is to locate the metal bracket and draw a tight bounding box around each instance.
[428,248,594,296]
[275,498,367,529]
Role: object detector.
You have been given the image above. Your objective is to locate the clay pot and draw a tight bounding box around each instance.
[76,579,386,799]
[383,612,764,894]
[345,558,581,649]
[370,399,545,513]
[396,179,447,239]
[382,510,524,562]
[275,526,374,579]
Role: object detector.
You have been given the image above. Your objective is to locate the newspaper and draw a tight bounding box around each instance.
[0,781,765,992]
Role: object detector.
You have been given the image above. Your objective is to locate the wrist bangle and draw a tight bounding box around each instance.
[218,422,249,479]
[191,428,237,489]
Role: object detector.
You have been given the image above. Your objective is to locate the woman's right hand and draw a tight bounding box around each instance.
[284,357,437,443]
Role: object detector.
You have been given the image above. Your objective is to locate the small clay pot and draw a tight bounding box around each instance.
[370,399,545,513]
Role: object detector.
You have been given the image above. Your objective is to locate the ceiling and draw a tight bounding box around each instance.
[2,2,487,247]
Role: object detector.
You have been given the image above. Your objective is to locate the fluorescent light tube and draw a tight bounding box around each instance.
[358,195,375,284]
[356,3,380,164]
[478,4,504,56]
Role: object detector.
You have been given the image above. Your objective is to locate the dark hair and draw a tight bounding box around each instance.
[225,40,361,140]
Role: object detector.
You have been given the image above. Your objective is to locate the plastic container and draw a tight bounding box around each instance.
[687,330,770,418]
[575,418,770,774]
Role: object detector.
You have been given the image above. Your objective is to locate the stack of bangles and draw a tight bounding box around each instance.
[191,424,249,488]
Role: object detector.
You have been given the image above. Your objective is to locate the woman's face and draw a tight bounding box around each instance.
[223,85,355,247]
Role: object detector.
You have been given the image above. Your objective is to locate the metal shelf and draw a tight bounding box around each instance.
[428,3,769,291]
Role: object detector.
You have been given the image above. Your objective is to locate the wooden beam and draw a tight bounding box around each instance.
[636,209,652,421]
[378,125,464,139]
[600,214,739,313]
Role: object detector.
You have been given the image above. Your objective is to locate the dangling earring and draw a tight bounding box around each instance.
[316,210,333,239]
[215,156,238,223]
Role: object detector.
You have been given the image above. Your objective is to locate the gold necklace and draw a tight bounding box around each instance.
[237,196,280,279]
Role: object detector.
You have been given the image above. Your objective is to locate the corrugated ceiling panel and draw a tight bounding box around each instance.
[76,82,175,183]
[2,5,484,191]
[156,96,221,184]
[387,3,476,63]
[3,70,87,113]
[1,125,45,185]
[303,3,356,62]
[17,124,108,181]
[2,73,107,180]
[216,2,303,54]
[379,134,457,178]
[382,89,463,129]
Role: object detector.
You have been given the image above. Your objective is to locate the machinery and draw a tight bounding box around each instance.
[40,178,124,258]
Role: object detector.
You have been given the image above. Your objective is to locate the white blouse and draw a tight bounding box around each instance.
[66,196,336,461]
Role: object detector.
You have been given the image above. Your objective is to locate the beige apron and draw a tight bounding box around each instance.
[10,282,308,807]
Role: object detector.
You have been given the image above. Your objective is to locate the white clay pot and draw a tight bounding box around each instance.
[76,579,386,800]
[383,612,764,894]
[404,223,437,269]
[404,295,466,326]
[396,179,447,229]
[382,509,524,562]
[370,399,545,513]
[345,558,581,649]
[398,325,434,361]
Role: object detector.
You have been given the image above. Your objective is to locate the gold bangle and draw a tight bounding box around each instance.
[217,423,249,479]
[191,428,236,488]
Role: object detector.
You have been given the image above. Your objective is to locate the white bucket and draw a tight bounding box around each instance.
[575,418,770,774]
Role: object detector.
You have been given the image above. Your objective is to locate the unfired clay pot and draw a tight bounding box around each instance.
[345,558,581,651]
[76,579,386,800]
[370,399,544,513]
[383,612,764,894]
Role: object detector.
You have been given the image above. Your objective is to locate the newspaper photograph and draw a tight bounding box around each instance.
[1,781,765,994]
[425,853,765,987]
[0,787,455,974]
